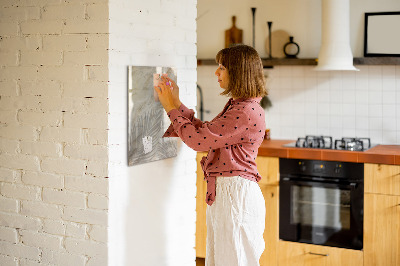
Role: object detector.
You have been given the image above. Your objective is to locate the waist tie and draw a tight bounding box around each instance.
[200,156,216,206]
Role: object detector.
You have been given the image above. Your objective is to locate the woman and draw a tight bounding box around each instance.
[155,45,267,266]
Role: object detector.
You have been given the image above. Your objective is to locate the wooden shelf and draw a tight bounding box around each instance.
[353,57,400,65]
[197,57,400,68]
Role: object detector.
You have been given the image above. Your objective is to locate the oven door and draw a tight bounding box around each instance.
[279,177,363,250]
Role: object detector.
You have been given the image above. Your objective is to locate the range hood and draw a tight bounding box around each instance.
[314,0,359,71]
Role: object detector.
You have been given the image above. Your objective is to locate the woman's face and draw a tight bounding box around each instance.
[215,64,229,89]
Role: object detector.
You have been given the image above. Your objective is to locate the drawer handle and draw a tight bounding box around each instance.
[309,252,329,257]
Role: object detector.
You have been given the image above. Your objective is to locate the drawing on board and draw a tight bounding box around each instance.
[128,66,178,166]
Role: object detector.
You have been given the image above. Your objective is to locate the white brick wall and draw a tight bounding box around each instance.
[108,0,198,265]
[1,0,198,265]
[0,1,109,265]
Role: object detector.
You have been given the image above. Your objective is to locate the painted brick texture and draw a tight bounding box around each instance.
[108,0,198,265]
[0,1,109,265]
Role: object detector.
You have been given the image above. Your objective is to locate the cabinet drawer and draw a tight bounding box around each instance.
[278,241,363,266]
[365,164,400,196]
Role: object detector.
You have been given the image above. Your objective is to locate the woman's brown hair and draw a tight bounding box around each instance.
[215,45,267,99]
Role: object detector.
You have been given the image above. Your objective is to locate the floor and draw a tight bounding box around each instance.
[196,257,205,266]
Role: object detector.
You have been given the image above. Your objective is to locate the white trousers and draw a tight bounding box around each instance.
[205,176,266,266]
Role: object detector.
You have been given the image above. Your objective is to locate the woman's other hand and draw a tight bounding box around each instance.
[162,76,181,109]
[154,80,176,113]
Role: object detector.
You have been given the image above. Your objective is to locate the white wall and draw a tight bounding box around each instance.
[108,0,198,265]
[0,1,109,266]
[198,0,400,58]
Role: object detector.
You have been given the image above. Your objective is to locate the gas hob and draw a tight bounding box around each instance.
[283,135,376,152]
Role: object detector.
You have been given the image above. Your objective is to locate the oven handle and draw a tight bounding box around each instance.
[281,177,358,188]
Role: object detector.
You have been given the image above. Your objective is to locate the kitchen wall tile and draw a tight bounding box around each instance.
[330,88,343,103]
[317,88,330,103]
[382,104,396,118]
[342,90,355,104]
[292,67,305,77]
[329,73,343,90]
[382,91,396,104]
[369,130,383,144]
[368,104,383,117]
[317,115,330,128]
[330,103,342,116]
[368,90,382,104]
[355,90,368,104]
[330,116,343,128]
[342,71,356,88]
[368,77,383,91]
[355,104,369,117]
[355,67,369,91]
[293,77,306,90]
[198,65,400,144]
[343,116,356,129]
[355,117,369,130]
[317,127,331,136]
[383,117,397,131]
[369,117,383,130]
[395,66,400,79]
[342,128,356,138]
[317,102,330,115]
[355,129,369,138]
[382,131,397,145]
[280,77,292,89]
[317,77,330,90]
[305,77,317,89]
[279,66,293,77]
[342,103,355,116]
[304,87,318,103]
[305,116,317,132]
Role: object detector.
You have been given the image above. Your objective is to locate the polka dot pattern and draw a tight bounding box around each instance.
[164,98,266,206]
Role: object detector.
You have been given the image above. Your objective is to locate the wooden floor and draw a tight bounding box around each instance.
[196,257,205,266]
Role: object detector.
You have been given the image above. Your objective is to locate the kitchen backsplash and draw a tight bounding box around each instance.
[197,65,400,145]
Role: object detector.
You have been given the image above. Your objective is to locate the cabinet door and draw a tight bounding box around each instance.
[365,163,400,196]
[256,156,279,186]
[259,185,279,266]
[278,241,363,266]
[196,152,208,258]
[364,193,400,266]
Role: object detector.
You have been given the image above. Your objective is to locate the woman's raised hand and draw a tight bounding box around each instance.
[162,76,181,109]
[154,79,176,113]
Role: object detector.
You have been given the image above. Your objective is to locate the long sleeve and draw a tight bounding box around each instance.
[163,103,204,137]
[166,105,254,152]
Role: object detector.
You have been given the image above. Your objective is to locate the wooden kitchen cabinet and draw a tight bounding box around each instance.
[364,163,400,266]
[278,241,363,266]
[259,184,279,266]
[364,163,400,196]
[196,152,208,258]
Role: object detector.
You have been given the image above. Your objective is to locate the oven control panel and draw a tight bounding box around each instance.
[280,158,363,180]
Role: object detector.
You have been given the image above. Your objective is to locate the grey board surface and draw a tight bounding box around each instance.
[128,66,177,166]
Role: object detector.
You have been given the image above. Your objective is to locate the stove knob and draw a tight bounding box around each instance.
[334,164,342,174]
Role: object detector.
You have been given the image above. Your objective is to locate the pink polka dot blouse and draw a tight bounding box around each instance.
[163,97,266,206]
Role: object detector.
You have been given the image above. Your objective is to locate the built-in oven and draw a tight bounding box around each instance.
[279,158,364,250]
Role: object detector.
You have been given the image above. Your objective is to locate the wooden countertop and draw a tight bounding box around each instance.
[258,139,400,165]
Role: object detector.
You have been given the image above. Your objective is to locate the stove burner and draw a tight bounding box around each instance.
[334,137,371,151]
[295,135,333,149]
[291,136,372,151]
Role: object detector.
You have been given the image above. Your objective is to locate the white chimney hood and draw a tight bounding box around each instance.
[314,0,359,71]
